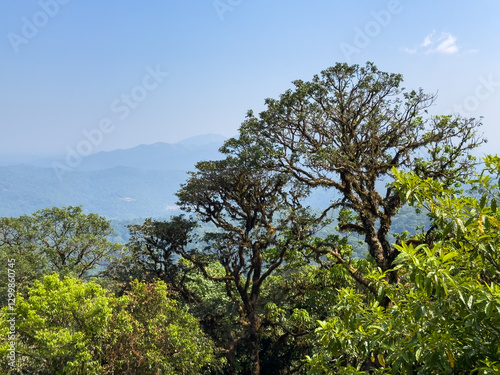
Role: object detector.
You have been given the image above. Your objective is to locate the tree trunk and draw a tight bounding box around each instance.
[248,312,261,375]
[362,214,399,307]
[249,332,260,375]
[226,336,237,375]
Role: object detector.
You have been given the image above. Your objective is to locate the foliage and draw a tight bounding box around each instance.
[0,274,113,374]
[307,157,500,374]
[103,279,221,374]
[237,61,484,288]
[257,258,355,374]
[0,206,120,306]
[104,216,200,299]
[0,275,220,374]
[0,214,47,305]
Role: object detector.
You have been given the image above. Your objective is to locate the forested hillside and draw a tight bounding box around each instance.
[0,165,186,219]
[1,63,499,375]
[0,135,226,219]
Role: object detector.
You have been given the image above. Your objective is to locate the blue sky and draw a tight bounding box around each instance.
[1,0,499,157]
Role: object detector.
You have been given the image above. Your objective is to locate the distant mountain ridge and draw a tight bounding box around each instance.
[26,133,228,171]
[0,134,227,219]
[177,133,228,146]
[0,133,337,220]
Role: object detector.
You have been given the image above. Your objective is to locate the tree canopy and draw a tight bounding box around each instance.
[0,275,220,374]
[0,206,120,306]
[2,62,498,375]
[237,62,484,289]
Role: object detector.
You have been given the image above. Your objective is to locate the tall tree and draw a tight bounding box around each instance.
[237,62,484,289]
[175,135,313,375]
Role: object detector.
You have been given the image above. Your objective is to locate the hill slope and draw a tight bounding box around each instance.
[0,165,187,219]
[0,135,226,219]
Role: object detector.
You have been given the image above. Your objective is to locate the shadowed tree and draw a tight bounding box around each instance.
[175,134,314,375]
[105,216,202,303]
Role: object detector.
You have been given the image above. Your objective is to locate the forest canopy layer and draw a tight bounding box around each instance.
[1,62,499,375]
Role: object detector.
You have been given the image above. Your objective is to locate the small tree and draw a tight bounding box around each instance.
[104,279,221,375]
[32,206,119,278]
[0,274,114,374]
[0,275,220,374]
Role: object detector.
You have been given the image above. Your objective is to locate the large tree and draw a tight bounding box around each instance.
[175,135,314,375]
[237,62,484,288]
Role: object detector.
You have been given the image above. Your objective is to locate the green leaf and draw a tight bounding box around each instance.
[480,194,487,209]
[377,353,385,367]
[468,295,474,309]
[378,284,385,299]
[442,221,454,239]
[456,218,466,235]
[485,301,493,317]
[442,251,459,263]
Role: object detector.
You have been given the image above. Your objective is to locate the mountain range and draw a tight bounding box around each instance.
[0,134,227,219]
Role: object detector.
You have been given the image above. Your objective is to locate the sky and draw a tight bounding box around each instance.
[1,0,499,158]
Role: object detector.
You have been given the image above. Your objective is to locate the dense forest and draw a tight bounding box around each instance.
[1,62,499,374]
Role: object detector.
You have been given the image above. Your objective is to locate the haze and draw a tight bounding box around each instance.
[1,1,499,158]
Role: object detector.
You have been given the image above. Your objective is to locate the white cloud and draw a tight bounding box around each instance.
[433,33,459,54]
[420,31,435,47]
[120,197,136,202]
[405,31,461,55]
[404,47,417,54]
